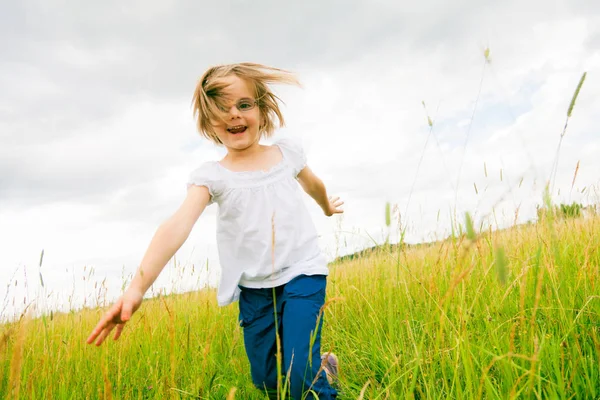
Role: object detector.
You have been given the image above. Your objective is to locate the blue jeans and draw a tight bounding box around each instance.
[239,274,337,400]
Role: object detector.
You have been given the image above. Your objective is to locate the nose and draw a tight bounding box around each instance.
[228,105,242,118]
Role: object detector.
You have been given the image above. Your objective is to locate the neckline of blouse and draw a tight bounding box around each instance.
[216,144,286,176]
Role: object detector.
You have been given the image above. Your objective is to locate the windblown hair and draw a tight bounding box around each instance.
[192,63,300,145]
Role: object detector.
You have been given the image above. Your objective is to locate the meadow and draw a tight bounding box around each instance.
[1,210,598,399]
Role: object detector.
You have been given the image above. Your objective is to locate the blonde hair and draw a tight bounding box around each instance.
[192,63,300,145]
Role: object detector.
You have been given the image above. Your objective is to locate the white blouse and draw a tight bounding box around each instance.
[187,138,329,306]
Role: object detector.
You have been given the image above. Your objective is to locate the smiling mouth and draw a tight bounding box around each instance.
[227,125,247,134]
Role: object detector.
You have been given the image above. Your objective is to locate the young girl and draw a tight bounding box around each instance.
[87,63,343,399]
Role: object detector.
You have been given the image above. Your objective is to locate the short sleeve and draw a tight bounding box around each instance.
[187,162,218,205]
[276,137,307,177]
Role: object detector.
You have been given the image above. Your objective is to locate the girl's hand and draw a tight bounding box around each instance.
[86,287,144,346]
[325,196,344,217]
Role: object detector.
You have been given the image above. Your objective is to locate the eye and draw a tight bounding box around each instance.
[237,100,255,110]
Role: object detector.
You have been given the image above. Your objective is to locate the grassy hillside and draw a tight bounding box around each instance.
[1,215,599,399]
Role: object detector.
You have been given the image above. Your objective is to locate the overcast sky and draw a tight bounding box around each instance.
[1,0,599,320]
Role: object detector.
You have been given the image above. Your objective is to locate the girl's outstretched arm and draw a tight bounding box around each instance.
[297,166,344,217]
[86,185,211,346]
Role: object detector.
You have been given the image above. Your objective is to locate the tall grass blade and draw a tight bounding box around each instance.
[465,212,476,241]
[567,72,586,118]
[494,247,508,285]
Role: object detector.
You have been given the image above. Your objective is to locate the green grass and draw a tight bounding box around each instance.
[1,215,599,399]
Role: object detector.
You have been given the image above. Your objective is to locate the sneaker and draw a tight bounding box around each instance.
[321,352,339,385]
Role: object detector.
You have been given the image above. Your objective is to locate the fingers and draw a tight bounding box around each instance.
[328,196,344,214]
[121,301,133,323]
[87,314,117,345]
[86,314,113,344]
[329,196,344,206]
[87,316,126,346]
[86,299,124,345]
[86,323,103,344]
[86,294,141,346]
[94,322,116,346]
[113,323,125,341]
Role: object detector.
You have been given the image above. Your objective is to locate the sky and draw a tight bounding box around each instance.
[1,0,599,321]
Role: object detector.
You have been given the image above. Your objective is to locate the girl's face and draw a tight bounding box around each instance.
[211,75,262,152]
